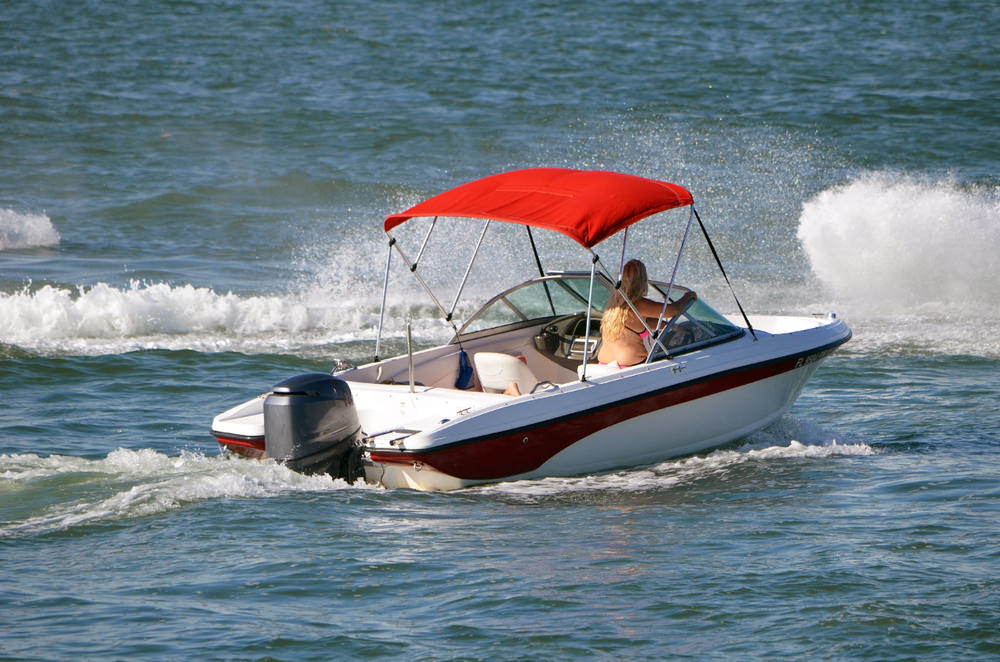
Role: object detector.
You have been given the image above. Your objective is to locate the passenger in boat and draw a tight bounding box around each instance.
[597,259,697,367]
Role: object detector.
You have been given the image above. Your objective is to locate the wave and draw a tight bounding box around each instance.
[798,173,1000,308]
[0,209,60,250]
[0,448,371,538]
[0,268,476,354]
[0,280,410,355]
[797,173,1000,356]
[4,172,996,358]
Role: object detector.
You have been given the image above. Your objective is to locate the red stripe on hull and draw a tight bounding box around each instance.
[369,347,835,480]
[216,436,266,460]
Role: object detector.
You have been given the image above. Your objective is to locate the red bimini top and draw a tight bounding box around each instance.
[383,168,693,249]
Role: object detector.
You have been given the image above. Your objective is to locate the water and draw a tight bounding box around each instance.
[2,0,998,659]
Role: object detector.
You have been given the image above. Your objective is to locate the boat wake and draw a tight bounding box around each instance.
[0,173,1000,356]
[0,448,369,539]
[5,172,994,359]
[1,419,872,535]
[0,209,60,251]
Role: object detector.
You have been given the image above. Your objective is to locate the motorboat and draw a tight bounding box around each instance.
[211,168,851,490]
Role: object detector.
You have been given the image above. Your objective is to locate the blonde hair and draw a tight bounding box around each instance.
[600,259,648,341]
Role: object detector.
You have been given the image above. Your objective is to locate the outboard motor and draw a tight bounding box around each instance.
[263,373,363,480]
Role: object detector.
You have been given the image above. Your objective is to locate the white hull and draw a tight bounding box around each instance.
[214,313,849,491]
[364,364,822,491]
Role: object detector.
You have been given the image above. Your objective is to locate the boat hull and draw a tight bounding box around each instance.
[212,316,850,491]
[364,334,845,490]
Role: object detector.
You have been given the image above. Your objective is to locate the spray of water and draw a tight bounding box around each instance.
[797,172,1000,356]
[798,173,1000,308]
[4,171,996,357]
[0,209,60,250]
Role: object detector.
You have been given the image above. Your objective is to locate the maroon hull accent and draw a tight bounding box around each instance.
[216,435,266,460]
[370,345,839,480]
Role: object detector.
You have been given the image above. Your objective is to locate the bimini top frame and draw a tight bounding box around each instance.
[373,168,754,373]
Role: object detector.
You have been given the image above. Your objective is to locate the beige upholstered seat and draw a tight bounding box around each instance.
[473,352,541,394]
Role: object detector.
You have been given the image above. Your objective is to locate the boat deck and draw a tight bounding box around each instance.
[350,382,511,446]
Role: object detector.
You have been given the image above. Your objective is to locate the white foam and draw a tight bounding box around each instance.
[472,420,876,498]
[0,209,60,250]
[798,173,1000,309]
[0,281,394,355]
[0,448,374,537]
[797,173,1000,356]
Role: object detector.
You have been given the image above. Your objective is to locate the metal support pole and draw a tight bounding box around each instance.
[374,239,394,362]
[657,206,694,330]
[413,217,438,266]
[449,220,490,321]
[580,253,599,381]
[391,238,452,325]
[406,320,415,393]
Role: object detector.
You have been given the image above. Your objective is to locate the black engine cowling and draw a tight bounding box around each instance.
[263,373,363,480]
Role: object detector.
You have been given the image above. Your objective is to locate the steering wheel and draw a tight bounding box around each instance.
[646,296,697,362]
[658,296,696,337]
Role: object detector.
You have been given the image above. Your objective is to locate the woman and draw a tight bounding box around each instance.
[597,259,697,367]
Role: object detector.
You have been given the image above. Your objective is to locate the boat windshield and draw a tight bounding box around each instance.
[458,273,744,357]
[460,274,609,335]
[648,298,746,359]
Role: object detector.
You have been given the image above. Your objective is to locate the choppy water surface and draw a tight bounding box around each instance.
[2,1,998,659]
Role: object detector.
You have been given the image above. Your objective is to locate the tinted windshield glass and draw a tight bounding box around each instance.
[651,298,744,357]
[461,276,610,334]
[682,300,740,333]
[459,274,743,355]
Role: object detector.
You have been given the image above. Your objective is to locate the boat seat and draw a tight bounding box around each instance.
[473,352,548,394]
